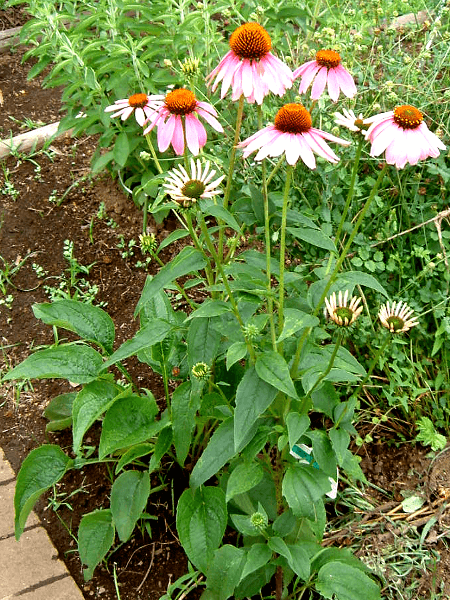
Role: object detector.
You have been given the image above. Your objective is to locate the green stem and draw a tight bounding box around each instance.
[144,133,163,174]
[266,156,285,187]
[308,331,344,397]
[352,333,391,400]
[185,211,215,289]
[278,164,294,338]
[291,163,388,376]
[142,195,149,235]
[150,250,197,309]
[182,116,190,172]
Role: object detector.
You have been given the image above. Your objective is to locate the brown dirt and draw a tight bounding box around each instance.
[1,7,450,600]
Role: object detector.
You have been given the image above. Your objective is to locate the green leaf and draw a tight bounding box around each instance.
[226,462,264,502]
[135,247,207,314]
[204,545,245,600]
[187,317,220,368]
[157,228,190,251]
[337,271,389,298]
[329,428,350,467]
[3,345,103,384]
[241,543,272,581]
[287,544,311,580]
[234,367,278,451]
[256,351,297,398]
[308,430,337,478]
[115,443,154,474]
[226,341,247,370]
[113,131,130,167]
[190,418,234,489]
[287,227,336,252]
[286,413,310,449]
[72,379,120,455]
[99,395,164,459]
[149,427,173,474]
[110,471,150,542]
[176,486,227,573]
[78,509,115,581]
[102,319,174,369]
[172,381,200,466]
[282,464,331,520]
[33,300,115,354]
[185,300,232,320]
[43,392,76,432]
[315,562,380,600]
[311,382,339,418]
[15,445,73,539]
[277,309,319,344]
[202,203,243,234]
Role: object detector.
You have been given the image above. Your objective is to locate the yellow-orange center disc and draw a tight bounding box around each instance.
[165,89,197,115]
[229,22,271,60]
[128,93,148,108]
[316,49,341,69]
[393,105,423,129]
[274,104,312,134]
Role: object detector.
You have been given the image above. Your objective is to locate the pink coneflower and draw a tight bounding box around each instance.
[142,88,223,156]
[104,93,158,126]
[238,103,350,168]
[206,22,293,104]
[293,50,357,103]
[365,105,446,169]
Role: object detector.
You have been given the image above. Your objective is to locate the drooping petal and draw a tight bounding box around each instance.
[157,113,176,152]
[334,65,357,98]
[184,115,200,156]
[293,60,317,80]
[195,107,224,132]
[171,116,185,155]
[326,68,340,102]
[310,67,328,99]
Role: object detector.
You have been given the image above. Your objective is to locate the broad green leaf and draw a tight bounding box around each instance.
[149,427,173,474]
[277,309,319,344]
[286,413,310,449]
[172,381,200,466]
[311,382,339,418]
[308,430,337,478]
[135,247,207,314]
[226,461,264,502]
[287,544,311,580]
[231,514,263,537]
[176,486,227,573]
[99,395,164,459]
[287,209,318,229]
[241,543,272,581]
[33,300,115,354]
[157,228,190,251]
[337,271,389,299]
[190,418,235,489]
[110,471,150,542]
[72,379,121,455]
[256,351,297,398]
[315,562,381,600]
[201,203,243,234]
[329,428,350,467]
[185,300,232,320]
[204,545,245,600]
[115,443,154,474]
[113,131,130,167]
[226,341,247,370]
[287,227,336,252]
[102,319,173,369]
[78,509,115,581]
[3,345,103,384]
[282,464,331,521]
[187,317,220,368]
[311,547,371,574]
[15,445,73,539]
[234,367,277,451]
[268,536,292,562]
[43,392,76,432]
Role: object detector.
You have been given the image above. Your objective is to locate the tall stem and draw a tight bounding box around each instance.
[352,333,391,400]
[144,133,163,174]
[278,164,294,338]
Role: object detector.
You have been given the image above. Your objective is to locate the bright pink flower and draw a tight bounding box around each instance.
[104,93,158,126]
[142,88,223,156]
[365,105,446,169]
[238,103,350,168]
[293,50,357,103]
[206,22,293,104]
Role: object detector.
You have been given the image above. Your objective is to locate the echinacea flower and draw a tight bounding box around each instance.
[334,108,367,132]
[206,22,293,104]
[365,105,446,169]
[324,290,363,326]
[104,93,158,126]
[163,158,224,207]
[238,103,350,168]
[143,88,223,156]
[378,300,419,333]
[293,50,357,102]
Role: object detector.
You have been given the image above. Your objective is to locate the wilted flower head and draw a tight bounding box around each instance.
[163,159,224,207]
[378,300,419,333]
[238,103,350,168]
[143,88,223,156]
[334,108,368,132]
[293,49,357,102]
[206,22,293,104]
[365,105,446,169]
[104,93,159,126]
[325,290,363,326]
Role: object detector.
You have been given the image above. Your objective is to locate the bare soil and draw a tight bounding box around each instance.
[1,7,450,600]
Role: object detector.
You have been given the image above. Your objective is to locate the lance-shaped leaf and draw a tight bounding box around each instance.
[256,351,298,399]
[287,226,336,252]
[337,270,389,299]
[15,445,73,539]
[277,309,319,344]
[135,247,207,315]
[185,300,232,320]
[102,319,174,369]
[43,392,76,432]
[78,509,115,581]
[3,345,103,384]
[33,300,115,354]
[110,471,150,542]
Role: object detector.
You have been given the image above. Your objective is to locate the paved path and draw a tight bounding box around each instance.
[0,447,84,599]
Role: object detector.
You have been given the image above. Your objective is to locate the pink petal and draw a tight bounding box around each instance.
[185,115,201,155]
[241,60,255,99]
[326,68,340,102]
[305,131,339,163]
[310,67,328,99]
[197,101,218,117]
[293,60,317,80]
[135,107,146,126]
[171,117,185,155]
[334,65,357,98]
[297,135,317,169]
[157,114,176,152]
[298,62,321,94]
[196,107,223,132]
[369,123,400,157]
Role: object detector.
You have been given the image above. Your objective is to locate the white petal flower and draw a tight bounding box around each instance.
[324,290,363,326]
[378,301,419,333]
[163,159,225,207]
[334,108,367,132]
